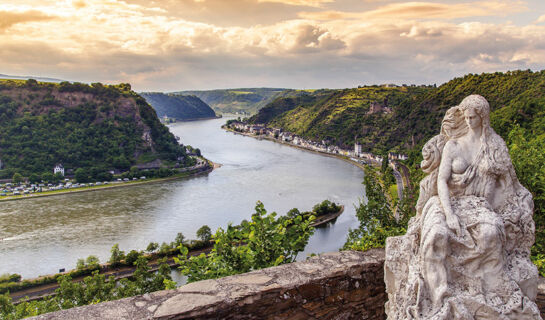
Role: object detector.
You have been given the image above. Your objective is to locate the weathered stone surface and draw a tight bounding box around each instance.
[29,247,545,319]
[29,244,545,320]
[385,95,542,319]
[31,249,386,320]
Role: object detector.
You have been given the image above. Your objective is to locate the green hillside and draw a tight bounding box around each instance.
[249,85,433,153]
[140,92,216,120]
[249,70,545,154]
[0,79,190,178]
[176,88,287,115]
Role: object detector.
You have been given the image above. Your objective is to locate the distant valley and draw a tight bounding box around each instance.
[174,88,288,115]
[140,92,217,121]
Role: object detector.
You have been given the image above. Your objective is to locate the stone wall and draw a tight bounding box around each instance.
[33,249,386,320]
[31,248,545,319]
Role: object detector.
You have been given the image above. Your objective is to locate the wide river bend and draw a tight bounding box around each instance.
[0,118,364,279]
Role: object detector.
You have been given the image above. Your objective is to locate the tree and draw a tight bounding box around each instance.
[76,258,86,270]
[75,168,90,183]
[343,166,409,252]
[381,155,389,173]
[158,242,172,256]
[173,232,185,247]
[54,172,64,183]
[196,225,212,242]
[113,155,130,171]
[125,250,141,266]
[146,242,159,253]
[109,244,125,267]
[95,171,113,182]
[42,172,54,183]
[12,172,23,184]
[29,173,41,184]
[85,255,100,269]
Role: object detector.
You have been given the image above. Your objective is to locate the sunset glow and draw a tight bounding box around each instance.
[1,0,544,90]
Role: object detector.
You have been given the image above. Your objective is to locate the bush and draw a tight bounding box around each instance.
[196,225,212,242]
[125,250,141,266]
[109,244,125,267]
[146,242,159,253]
[0,274,21,284]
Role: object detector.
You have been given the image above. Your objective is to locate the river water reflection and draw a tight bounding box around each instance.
[0,117,364,279]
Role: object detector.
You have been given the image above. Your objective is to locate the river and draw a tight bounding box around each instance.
[0,117,364,279]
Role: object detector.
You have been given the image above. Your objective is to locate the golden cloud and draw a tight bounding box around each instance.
[535,14,545,24]
[0,0,543,90]
[257,0,334,7]
[298,1,527,21]
[0,9,54,31]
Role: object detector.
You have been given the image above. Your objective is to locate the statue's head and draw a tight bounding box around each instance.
[458,94,490,131]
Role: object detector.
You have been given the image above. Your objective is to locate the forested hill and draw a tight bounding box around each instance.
[248,70,545,155]
[176,88,287,115]
[0,79,189,178]
[139,92,216,120]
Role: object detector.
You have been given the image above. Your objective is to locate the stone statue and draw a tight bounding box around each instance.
[385,95,542,319]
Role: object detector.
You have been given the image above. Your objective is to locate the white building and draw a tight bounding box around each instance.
[354,143,362,155]
[54,164,65,176]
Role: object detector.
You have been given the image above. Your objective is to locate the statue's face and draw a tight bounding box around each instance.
[463,107,481,130]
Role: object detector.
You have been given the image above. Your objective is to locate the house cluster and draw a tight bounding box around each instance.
[388,152,408,161]
[227,121,408,164]
[0,177,151,197]
[0,181,102,197]
[0,162,154,197]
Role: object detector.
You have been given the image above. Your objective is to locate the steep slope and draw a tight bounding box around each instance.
[248,70,545,154]
[176,88,287,115]
[0,79,189,178]
[249,86,432,153]
[140,92,216,120]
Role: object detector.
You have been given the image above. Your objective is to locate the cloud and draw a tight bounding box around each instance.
[299,1,527,21]
[535,14,545,23]
[0,10,54,31]
[257,0,334,7]
[0,0,544,91]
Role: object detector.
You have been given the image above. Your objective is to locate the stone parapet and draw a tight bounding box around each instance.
[33,249,386,320]
[30,248,545,319]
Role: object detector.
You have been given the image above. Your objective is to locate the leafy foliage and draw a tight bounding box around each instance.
[0,255,173,320]
[176,201,316,283]
[343,166,415,251]
[196,225,212,242]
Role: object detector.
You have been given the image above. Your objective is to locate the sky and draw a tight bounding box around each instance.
[1,0,545,91]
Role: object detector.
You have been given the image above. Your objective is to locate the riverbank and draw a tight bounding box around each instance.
[9,205,345,303]
[223,127,372,171]
[0,161,216,203]
[222,127,410,199]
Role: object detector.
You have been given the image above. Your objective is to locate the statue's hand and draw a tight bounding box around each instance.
[446,212,461,237]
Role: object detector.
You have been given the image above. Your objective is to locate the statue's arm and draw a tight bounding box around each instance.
[437,142,461,235]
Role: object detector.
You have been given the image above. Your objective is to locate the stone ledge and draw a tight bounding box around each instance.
[32,249,386,320]
[31,248,545,319]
